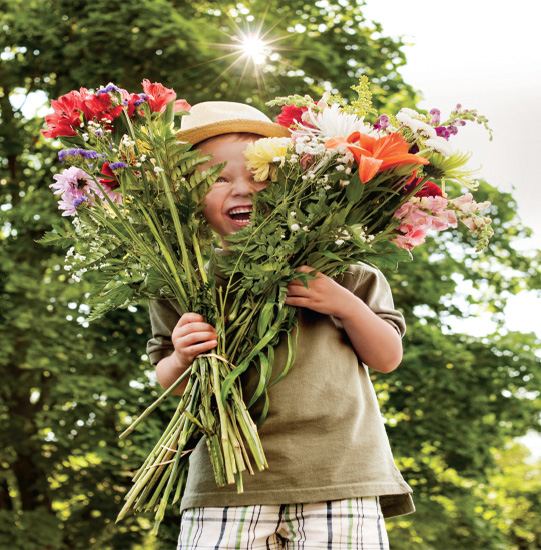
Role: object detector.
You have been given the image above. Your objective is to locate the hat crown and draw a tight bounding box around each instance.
[180,101,273,131]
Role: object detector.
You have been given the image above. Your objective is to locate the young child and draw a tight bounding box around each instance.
[147,102,414,549]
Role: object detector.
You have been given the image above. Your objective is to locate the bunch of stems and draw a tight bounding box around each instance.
[116,353,267,534]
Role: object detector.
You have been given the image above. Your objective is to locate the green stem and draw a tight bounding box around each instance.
[119,366,192,440]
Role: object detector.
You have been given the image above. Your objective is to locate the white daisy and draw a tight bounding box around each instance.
[300,104,374,140]
[424,137,454,157]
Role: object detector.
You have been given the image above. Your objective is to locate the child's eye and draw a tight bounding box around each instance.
[216,176,228,183]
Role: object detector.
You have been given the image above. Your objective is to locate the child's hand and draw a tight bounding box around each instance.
[171,313,218,371]
[284,265,355,319]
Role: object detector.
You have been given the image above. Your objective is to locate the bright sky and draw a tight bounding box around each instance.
[361,0,541,455]
[362,0,541,332]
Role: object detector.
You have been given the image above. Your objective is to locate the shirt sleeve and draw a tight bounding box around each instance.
[333,263,407,337]
[146,298,183,366]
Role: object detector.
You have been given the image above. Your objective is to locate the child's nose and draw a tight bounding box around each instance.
[231,176,262,195]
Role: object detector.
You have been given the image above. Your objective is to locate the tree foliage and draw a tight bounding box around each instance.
[0,0,540,548]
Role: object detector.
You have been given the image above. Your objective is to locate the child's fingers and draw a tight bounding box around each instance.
[189,339,218,357]
[176,312,205,327]
[173,321,216,338]
[178,330,217,347]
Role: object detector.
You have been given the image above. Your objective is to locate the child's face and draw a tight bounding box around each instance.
[198,134,267,248]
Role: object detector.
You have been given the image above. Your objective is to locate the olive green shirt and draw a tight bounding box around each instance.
[147,261,414,518]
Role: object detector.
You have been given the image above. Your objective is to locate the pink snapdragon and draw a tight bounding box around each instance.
[392,195,458,250]
[450,193,491,214]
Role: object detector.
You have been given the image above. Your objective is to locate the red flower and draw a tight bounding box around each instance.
[405,178,443,198]
[142,79,176,113]
[80,92,123,124]
[41,90,83,138]
[276,105,308,128]
[99,162,120,189]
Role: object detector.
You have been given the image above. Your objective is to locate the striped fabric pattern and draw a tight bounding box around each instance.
[177,497,389,549]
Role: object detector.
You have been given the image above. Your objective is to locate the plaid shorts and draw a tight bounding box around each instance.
[177,497,389,549]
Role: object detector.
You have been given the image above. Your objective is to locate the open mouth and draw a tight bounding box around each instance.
[227,205,253,226]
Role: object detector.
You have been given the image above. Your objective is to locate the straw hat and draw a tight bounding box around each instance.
[176,101,291,144]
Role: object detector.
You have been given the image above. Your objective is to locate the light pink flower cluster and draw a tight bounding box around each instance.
[50,166,121,216]
[449,193,491,227]
[392,195,458,250]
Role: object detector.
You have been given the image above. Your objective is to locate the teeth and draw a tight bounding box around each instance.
[228,207,253,215]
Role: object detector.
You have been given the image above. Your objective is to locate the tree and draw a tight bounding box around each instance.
[0,0,539,548]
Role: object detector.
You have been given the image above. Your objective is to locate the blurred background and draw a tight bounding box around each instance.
[0,1,539,549]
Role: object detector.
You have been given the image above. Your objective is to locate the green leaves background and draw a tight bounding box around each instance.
[1,0,540,548]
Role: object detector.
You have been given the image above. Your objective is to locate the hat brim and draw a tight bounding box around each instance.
[176,119,291,145]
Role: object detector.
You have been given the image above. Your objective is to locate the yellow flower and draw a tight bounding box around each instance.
[244,137,292,181]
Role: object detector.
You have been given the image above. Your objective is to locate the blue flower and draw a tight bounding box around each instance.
[96,83,122,96]
[109,162,128,170]
[58,148,104,162]
[73,196,89,208]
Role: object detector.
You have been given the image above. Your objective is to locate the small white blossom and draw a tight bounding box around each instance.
[335,239,345,245]
[303,226,309,232]
[140,154,147,162]
[340,180,350,187]
[290,211,296,217]
[154,166,164,173]
[291,223,300,231]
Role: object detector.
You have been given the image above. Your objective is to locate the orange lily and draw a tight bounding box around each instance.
[325,132,429,183]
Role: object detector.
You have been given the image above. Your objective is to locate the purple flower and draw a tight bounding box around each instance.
[435,126,451,140]
[138,93,148,100]
[73,196,89,208]
[109,162,128,170]
[133,98,146,107]
[373,114,390,130]
[58,148,103,162]
[93,129,104,137]
[429,108,441,126]
[96,83,121,96]
[447,125,458,136]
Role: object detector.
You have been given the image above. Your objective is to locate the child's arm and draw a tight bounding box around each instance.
[155,313,217,395]
[285,266,402,373]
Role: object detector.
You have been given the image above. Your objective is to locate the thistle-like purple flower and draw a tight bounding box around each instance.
[58,148,103,162]
[109,162,128,170]
[73,196,89,208]
[96,83,122,96]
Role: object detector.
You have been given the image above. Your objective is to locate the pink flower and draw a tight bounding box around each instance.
[50,167,93,196]
[142,79,176,113]
[174,99,191,112]
[393,228,427,250]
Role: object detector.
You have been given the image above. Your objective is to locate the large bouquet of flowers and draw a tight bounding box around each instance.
[40,77,492,533]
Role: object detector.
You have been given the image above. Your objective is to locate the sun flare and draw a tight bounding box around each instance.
[240,34,269,65]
